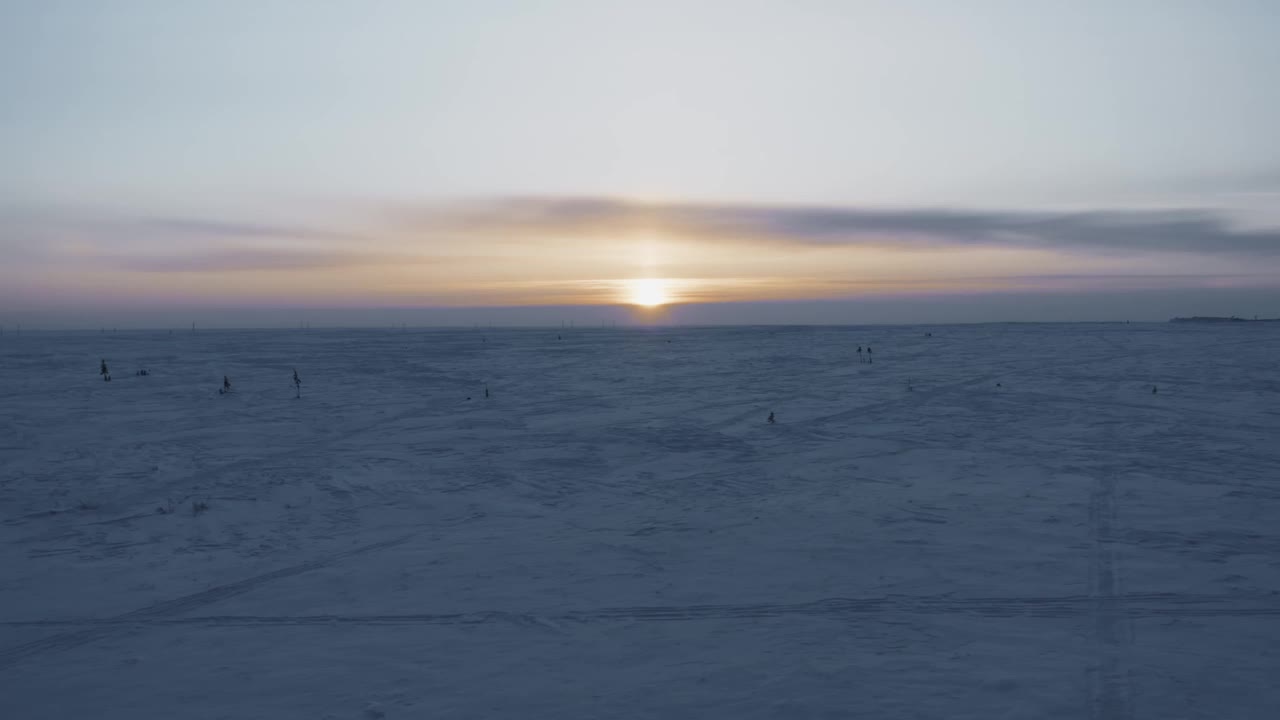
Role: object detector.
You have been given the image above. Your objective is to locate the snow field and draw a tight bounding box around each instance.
[2,323,1278,718]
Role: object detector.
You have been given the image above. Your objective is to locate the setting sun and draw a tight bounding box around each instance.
[627,278,671,307]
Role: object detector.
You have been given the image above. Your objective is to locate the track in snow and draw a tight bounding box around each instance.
[6,591,1278,632]
[0,534,412,670]
[1090,473,1132,720]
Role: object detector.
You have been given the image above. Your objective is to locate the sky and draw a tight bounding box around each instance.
[2,0,1279,327]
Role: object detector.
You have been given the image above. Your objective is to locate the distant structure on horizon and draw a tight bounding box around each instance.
[1169,316,1280,323]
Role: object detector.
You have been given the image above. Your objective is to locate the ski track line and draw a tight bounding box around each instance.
[1090,473,1133,720]
[0,534,413,671]
[7,592,1278,630]
[711,405,772,432]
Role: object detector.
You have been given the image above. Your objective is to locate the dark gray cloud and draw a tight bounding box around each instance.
[430,197,1280,256]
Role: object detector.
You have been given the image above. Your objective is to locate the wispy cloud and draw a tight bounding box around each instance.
[415,196,1280,256]
[0,209,363,247]
[134,218,364,244]
[0,208,415,273]
[111,248,391,273]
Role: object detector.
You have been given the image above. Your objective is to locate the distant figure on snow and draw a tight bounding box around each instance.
[1152,385,1158,394]
[100,359,109,381]
[767,411,775,424]
[867,347,873,364]
[857,346,863,363]
[484,384,490,399]
[293,368,302,398]
[223,376,232,393]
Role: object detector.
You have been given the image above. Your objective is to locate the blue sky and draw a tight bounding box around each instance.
[2,0,1279,326]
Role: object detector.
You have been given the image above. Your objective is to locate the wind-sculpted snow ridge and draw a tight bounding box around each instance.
[1,323,1278,719]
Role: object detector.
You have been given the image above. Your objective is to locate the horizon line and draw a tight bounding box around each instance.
[0,319,1193,333]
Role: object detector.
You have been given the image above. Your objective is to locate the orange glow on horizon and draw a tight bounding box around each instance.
[29,209,1189,310]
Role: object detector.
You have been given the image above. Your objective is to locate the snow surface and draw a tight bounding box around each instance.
[1,323,1278,719]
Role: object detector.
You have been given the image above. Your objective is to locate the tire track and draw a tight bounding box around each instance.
[0,534,413,670]
[1090,474,1132,720]
[6,592,1277,631]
